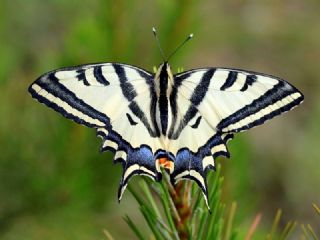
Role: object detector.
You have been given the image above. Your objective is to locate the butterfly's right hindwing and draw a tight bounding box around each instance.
[29,63,162,200]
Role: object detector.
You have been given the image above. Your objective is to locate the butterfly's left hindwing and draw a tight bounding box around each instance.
[28,63,162,199]
[169,68,303,204]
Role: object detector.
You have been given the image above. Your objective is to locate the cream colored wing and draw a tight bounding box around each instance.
[29,63,163,200]
[169,68,303,205]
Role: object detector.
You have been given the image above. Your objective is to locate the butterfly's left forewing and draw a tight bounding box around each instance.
[29,63,162,199]
[169,68,303,203]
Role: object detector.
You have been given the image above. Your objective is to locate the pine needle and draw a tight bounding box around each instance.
[103,229,115,240]
[245,213,262,240]
[313,203,320,216]
[307,224,318,240]
[224,202,237,240]
[268,209,282,239]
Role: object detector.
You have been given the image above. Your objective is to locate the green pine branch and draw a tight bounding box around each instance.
[124,165,239,240]
[104,166,320,240]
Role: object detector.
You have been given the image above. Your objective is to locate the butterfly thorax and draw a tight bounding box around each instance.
[155,62,174,137]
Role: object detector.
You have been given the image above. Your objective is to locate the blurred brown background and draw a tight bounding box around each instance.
[0,0,318,239]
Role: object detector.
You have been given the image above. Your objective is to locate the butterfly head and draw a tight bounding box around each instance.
[152,27,193,86]
[158,61,171,73]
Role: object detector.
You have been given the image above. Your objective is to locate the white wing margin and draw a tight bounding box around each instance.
[28,63,162,200]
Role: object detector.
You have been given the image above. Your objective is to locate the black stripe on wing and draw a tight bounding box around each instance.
[168,75,184,138]
[126,113,138,125]
[240,74,257,91]
[114,64,160,138]
[93,66,110,85]
[169,69,215,139]
[28,72,110,128]
[220,71,238,90]
[190,116,202,128]
[217,81,304,133]
[76,69,90,86]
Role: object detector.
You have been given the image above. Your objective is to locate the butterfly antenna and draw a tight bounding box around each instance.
[152,27,166,61]
[167,33,193,61]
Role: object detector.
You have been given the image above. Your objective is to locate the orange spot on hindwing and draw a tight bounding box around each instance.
[157,157,174,174]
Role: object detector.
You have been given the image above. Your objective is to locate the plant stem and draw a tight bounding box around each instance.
[163,172,192,240]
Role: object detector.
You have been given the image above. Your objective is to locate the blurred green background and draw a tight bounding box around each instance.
[0,0,319,239]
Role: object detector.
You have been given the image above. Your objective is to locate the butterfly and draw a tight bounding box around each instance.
[28,29,304,206]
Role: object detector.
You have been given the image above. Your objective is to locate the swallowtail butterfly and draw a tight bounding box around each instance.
[28,29,304,206]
